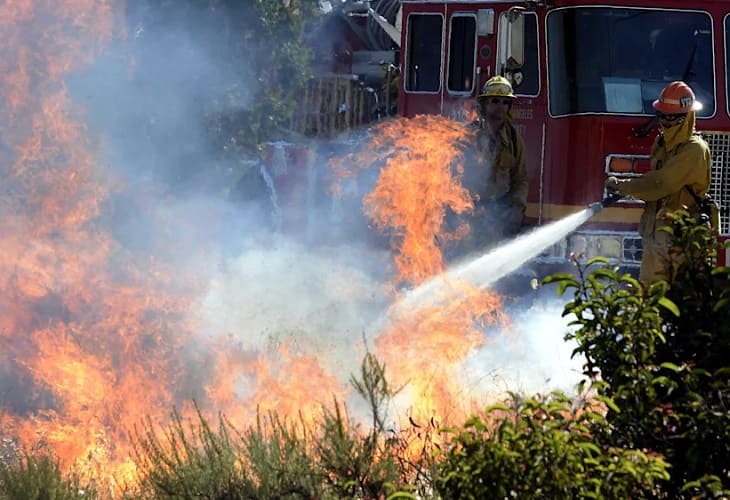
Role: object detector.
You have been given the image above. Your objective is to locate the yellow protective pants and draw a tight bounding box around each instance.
[639,228,672,285]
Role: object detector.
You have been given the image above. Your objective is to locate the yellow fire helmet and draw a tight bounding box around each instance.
[478,75,516,99]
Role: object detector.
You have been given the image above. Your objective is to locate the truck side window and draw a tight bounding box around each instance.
[518,12,539,96]
[726,15,730,117]
[447,14,476,94]
[547,7,713,117]
[405,14,443,93]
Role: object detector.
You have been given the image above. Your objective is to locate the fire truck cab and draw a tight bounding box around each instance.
[398,0,730,271]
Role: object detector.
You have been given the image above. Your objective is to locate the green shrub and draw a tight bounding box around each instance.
[314,352,420,499]
[131,405,246,498]
[131,403,326,499]
[0,452,96,500]
[546,258,671,452]
[237,412,321,499]
[129,353,425,499]
[435,391,669,500]
[549,212,730,497]
[656,212,730,493]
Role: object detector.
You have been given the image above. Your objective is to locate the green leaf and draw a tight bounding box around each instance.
[657,297,680,316]
[557,277,580,296]
[586,256,610,266]
[713,297,729,312]
[651,376,674,389]
[577,442,601,456]
[543,272,579,283]
[710,266,730,276]
[659,362,681,373]
[690,368,711,378]
[595,395,621,414]
[487,403,512,413]
[681,480,701,491]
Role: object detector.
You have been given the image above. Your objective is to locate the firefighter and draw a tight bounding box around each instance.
[605,81,711,285]
[457,75,528,253]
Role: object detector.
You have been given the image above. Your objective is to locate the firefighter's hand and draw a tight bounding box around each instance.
[604,176,620,193]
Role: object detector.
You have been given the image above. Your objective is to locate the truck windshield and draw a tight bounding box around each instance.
[547,8,713,117]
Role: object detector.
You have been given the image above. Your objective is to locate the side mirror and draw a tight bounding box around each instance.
[499,7,525,70]
[477,9,495,36]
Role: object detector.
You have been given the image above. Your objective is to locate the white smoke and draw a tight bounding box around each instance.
[198,237,392,380]
[457,299,586,400]
[61,1,588,420]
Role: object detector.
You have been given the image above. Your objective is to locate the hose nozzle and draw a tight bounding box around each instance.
[588,201,603,215]
[601,192,623,207]
[588,192,623,215]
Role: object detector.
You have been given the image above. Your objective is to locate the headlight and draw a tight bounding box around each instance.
[568,234,588,256]
[597,235,622,260]
[541,239,568,259]
[538,232,640,265]
[569,233,628,261]
[622,236,643,263]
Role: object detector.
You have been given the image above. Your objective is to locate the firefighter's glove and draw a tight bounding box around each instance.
[604,176,620,194]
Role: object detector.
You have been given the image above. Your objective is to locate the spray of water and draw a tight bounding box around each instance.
[397,207,594,312]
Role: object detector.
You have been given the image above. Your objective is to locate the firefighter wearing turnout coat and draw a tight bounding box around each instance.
[456,76,528,255]
[605,81,711,285]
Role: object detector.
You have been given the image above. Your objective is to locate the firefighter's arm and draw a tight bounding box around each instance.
[614,143,706,201]
[510,134,528,206]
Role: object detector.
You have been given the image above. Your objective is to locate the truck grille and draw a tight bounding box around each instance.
[622,236,642,263]
[701,131,730,235]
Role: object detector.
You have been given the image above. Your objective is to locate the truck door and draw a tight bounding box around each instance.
[401,7,444,116]
[444,10,478,103]
[401,4,479,116]
[495,8,545,226]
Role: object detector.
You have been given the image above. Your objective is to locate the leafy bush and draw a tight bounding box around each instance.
[130,353,425,499]
[237,413,321,498]
[547,211,730,497]
[131,405,246,498]
[203,0,317,156]
[546,258,672,453]
[435,392,669,499]
[654,212,730,493]
[233,0,317,149]
[0,452,96,500]
[131,402,326,499]
[315,352,432,499]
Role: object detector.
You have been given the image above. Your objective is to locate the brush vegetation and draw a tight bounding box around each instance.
[0,453,95,500]
[2,212,729,499]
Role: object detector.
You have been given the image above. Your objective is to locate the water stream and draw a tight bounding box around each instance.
[396,207,595,312]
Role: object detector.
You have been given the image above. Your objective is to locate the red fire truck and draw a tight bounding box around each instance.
[396,0,730,271]
[264,0,729,275]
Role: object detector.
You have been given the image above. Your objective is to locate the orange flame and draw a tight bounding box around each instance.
[386,294,506,415]
[1,0,519,491]
[334,113,511,426]
[336,115,475,286]
[205,340,346,428]
[0,0,202,487]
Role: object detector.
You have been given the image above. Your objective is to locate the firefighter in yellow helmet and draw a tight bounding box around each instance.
[605,81,711,285]
[457,75,528,254]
